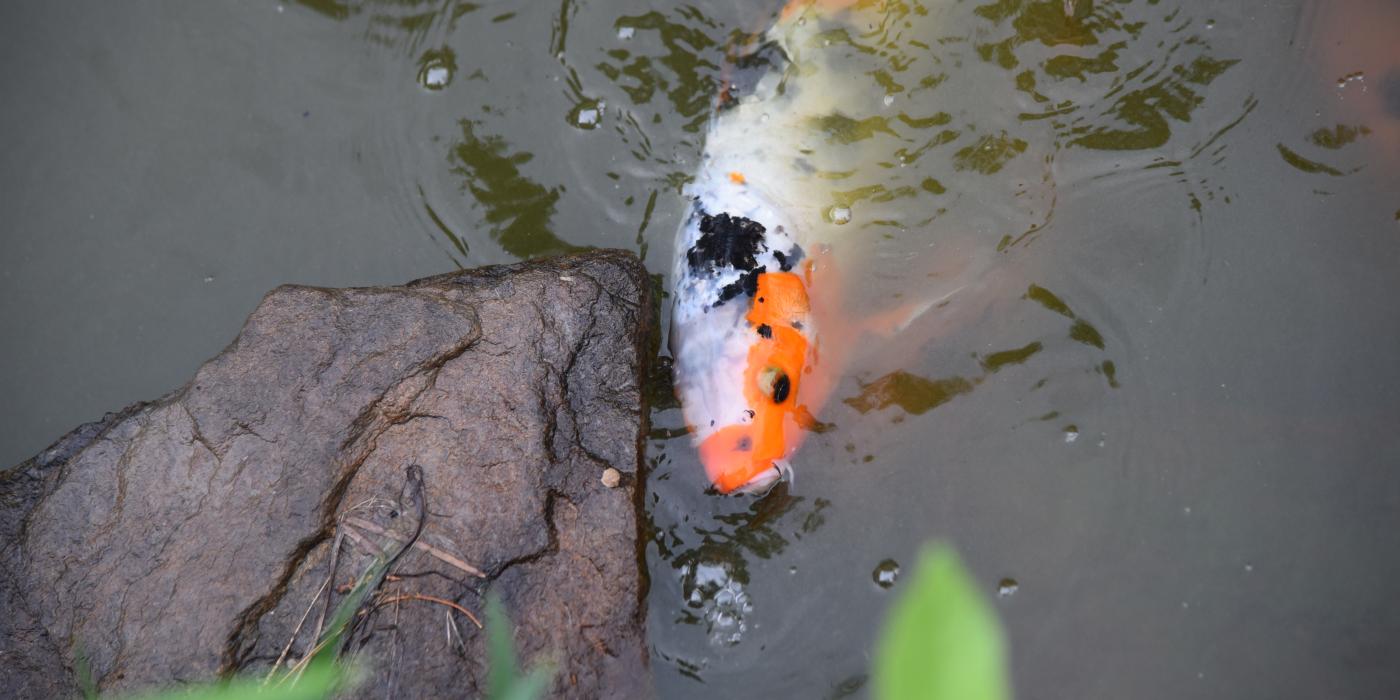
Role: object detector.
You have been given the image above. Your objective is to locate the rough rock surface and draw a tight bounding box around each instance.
[0,250,653,698]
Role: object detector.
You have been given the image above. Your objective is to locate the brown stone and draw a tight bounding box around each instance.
[0,250,654,698]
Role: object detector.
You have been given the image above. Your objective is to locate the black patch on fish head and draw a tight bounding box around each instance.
[756,323,772,339]
[687,213,767,272]
[715,268,764,307]
[776,242,804,271]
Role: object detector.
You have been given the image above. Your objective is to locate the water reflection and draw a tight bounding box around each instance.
[1276,124,1372,177]
[597,10,723,134]
[974,0,1241,151]
[654,475,833,652]
[448,120,582,258]
[845,282,1117,419]
[296,0,482,50]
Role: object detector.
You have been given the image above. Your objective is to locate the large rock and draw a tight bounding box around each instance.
[0,250,654,698]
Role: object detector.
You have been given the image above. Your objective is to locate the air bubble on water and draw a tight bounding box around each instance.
[704,579,752,647]
[828,206,852,225]
[571,100,604,129]
[1063,426,1079,444]
[423,66,450,89]
[617,25,635,40]
[883,94,895,107]
[203,275,215,284]
[873,559,900,589]
[1205,19,1215,29]
[417,49,456,91]
[997,578,1019,598]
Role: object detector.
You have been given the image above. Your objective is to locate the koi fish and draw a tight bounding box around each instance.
[671,0,920,494]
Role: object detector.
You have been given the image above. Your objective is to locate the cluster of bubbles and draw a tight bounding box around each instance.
[681,559,754,648]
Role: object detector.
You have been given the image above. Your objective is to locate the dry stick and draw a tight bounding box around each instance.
[386,597,402,700]
[377,592,484,629]
[344,516,486,578]
[340,523,387,558]
[263,576,332,685]
[339,466,428,655]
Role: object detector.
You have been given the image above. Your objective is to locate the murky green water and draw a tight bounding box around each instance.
[3,0,1398,697]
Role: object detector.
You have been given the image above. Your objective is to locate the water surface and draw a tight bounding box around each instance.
[2,1,1398,697]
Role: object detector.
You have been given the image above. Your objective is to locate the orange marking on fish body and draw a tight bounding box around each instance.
[729,171,747,185]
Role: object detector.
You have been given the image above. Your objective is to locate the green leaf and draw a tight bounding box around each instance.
[484,593,554,700]
[122,662,344,700]
[872,544,1011,700]
[485,595,522,699]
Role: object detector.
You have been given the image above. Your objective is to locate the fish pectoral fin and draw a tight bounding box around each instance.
[862,286,966,337]
[794,405,835,433]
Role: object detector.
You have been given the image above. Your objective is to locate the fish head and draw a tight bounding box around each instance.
[675,270,815,493]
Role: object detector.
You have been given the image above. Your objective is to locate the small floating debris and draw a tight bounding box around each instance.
[873,559,900,589]
[997,578,1019,598]
[617,25,635,40]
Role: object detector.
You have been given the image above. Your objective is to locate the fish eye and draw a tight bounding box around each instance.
[758,365,791,404]
[772,371,791,403]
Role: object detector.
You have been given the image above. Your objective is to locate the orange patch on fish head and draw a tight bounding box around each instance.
[700,272,814,493]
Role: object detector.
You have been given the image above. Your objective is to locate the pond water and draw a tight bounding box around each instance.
[3,0,1398,697]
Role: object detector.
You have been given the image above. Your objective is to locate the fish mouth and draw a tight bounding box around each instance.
[731,459,791,495]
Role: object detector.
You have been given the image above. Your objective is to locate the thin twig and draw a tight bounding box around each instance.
[344,516,486,578]
[263,576,331,685]
[376,593,484,629]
